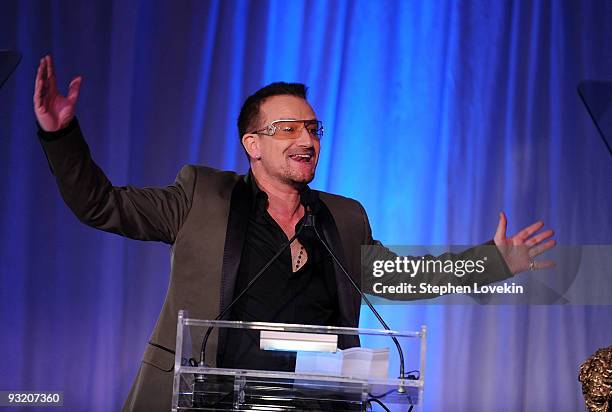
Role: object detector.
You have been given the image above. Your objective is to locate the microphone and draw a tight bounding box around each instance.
[302,188,407,389]
[300,186,319,229]
[300,185,321,214]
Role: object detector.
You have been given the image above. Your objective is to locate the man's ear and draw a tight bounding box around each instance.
[242,134,261,160]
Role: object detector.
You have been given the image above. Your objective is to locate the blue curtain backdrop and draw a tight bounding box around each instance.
[1,1,611,410]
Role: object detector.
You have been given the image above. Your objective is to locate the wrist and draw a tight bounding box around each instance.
[37,117,79,141]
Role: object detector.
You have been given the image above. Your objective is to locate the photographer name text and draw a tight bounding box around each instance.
[372,282,524,296]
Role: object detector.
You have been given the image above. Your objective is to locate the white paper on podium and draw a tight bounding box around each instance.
[295,347,390,378]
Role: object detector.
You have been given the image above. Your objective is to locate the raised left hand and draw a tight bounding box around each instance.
[494,212,556,275]
[33,55,82,132]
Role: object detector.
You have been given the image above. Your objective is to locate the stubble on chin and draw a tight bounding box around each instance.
[278,164,316,186]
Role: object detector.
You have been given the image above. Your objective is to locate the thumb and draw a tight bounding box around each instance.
[67,76,82,104]
[494,211,507,243]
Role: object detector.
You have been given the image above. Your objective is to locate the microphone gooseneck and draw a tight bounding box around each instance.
[312,224,407,385]
[302,189,407,387]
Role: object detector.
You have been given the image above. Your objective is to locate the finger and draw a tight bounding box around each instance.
[533,260,556,270]
[46,55,58,91]
[40,56,46,78]
[515,220,544,242]
[494,211,507,242]
[34,59,44,107]
[525,229,554,247]
[67,76,82,104]
[36,58,50,112]
[35,57,44,82]
[34,79,44,109]
[40,57,48,88]
[528,239,556,258]
[46,55,54,79]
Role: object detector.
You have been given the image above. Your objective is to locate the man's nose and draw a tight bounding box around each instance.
[295,125,315,146]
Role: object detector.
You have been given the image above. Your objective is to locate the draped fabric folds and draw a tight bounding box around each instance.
[1,1,611,410]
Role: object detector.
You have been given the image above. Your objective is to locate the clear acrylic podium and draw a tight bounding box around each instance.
[172,310,426,411]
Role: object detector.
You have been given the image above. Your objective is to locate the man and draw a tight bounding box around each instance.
[33,55,555,411]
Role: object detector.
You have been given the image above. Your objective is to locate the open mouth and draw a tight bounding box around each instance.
[288,153,313,163]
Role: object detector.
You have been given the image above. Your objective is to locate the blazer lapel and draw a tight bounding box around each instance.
[215,175,251,366]
[317,197,360,334]
[219,175,251,314]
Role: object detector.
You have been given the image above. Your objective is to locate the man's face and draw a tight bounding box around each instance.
[249,95,320,186]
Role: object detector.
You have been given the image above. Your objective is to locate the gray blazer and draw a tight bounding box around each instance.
[39,120,374,411]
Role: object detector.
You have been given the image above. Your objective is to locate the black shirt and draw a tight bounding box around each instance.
[220,174,338,371]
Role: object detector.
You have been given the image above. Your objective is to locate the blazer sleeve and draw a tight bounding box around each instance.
[38,119,195,244]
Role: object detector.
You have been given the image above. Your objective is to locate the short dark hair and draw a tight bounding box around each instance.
[237,82,308,141]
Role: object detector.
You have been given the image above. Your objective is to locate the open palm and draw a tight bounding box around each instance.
[33,55,82,132]
[494,211,556,275]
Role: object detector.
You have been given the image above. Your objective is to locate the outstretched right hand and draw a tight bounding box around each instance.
[33,55,82,132]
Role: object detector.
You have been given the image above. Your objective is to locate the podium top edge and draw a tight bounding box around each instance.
[181,318,423,338]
